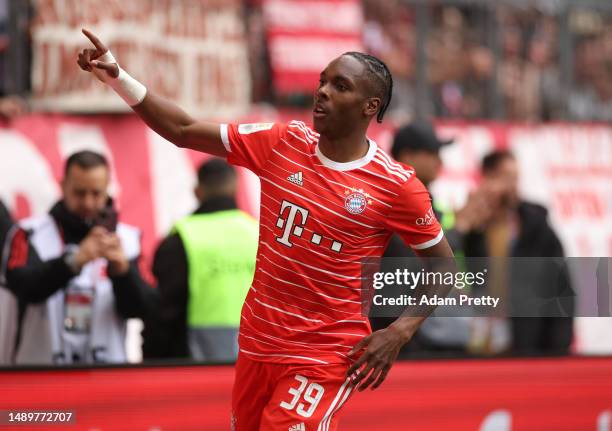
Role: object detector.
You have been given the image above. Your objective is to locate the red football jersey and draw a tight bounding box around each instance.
[221,121,443,365]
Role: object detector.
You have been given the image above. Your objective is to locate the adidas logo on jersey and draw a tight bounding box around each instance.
[288,424,305,431]
[287,171,304,186]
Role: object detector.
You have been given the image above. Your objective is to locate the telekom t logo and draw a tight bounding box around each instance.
[275,200,343,252]
[276,200,309,247]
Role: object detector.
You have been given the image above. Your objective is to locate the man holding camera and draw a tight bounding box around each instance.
[3,150,156,364]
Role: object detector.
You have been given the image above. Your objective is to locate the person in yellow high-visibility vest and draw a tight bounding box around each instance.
[144,159,258,362]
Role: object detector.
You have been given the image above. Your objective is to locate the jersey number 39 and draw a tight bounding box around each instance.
[280,374,325,418]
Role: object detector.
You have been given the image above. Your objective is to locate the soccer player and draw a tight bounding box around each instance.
[77,29,454,430]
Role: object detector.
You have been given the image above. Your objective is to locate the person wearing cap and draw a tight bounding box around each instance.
[387,121,488,258]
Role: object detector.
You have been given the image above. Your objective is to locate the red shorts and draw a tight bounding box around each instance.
[232,353,355,431]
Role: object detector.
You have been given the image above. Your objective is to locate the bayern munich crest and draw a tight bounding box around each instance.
[344,189,371,214]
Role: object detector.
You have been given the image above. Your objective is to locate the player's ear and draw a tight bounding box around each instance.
[364,97,381,118]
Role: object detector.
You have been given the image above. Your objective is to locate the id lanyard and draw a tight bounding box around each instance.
[60,249,106,363]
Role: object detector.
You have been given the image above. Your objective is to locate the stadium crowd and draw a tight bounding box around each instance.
[1,1,611,122]
[245,1,612,122]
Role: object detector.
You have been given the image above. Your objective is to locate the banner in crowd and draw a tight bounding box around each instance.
[1,357,611,430]
[263,0,364,94]
[30,0,251,117]
[1,114,611,351]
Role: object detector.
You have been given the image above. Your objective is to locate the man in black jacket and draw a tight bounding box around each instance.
[464,150,574,354]
[4,151,156,364]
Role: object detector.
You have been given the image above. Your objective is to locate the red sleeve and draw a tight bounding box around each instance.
[220,122,287,176]
[7,228,29,270]
[384,177,444,250]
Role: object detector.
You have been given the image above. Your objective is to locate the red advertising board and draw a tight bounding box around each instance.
[263,0,364,94]
[1,357,611,430]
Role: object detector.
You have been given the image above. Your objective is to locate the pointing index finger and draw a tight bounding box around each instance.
[82,28,107,53]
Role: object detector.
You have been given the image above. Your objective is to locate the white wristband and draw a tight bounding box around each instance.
[109,68,148,106]
[96,51,147,106]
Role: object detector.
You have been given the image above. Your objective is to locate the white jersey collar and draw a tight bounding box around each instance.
[315,139,377,171]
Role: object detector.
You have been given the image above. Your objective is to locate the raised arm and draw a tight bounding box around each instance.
[76,29,226,156]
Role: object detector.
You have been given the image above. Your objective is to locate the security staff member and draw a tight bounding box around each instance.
[144,159,258,362]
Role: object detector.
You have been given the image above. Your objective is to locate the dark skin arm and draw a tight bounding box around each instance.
[76,29,226,156]
[347,237,454,391]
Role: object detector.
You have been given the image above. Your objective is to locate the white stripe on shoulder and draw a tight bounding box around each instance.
[288,130,313,146]
[376,152,415,178]
[295,121,319,141]
[411,229,444,250]
[288,121,317,143]
[290,120,320,139]
[372,156,409,182]
[377,150,415,175]
[219,124,231,152]
[356,166,402,186]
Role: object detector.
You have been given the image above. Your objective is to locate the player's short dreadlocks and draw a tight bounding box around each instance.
[343,52,393,123]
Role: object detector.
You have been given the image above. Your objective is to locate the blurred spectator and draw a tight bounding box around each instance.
[4,151,156,365]
[429,6,493,119]
[0,95,27,121]
[463,150,574,355]
[568,36,612,122]
[144,159,258,362]
[362,0,417,120]
[245,0,272,104]
[0,200,17,365]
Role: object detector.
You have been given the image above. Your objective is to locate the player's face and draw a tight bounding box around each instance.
[313,56,373,136]
[62,165,110,222]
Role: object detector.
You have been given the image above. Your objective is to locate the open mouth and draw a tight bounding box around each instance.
[313,103,327,118]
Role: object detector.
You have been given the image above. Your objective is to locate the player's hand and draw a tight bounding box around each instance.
[346,325,410,391]
[77,28,119,81]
